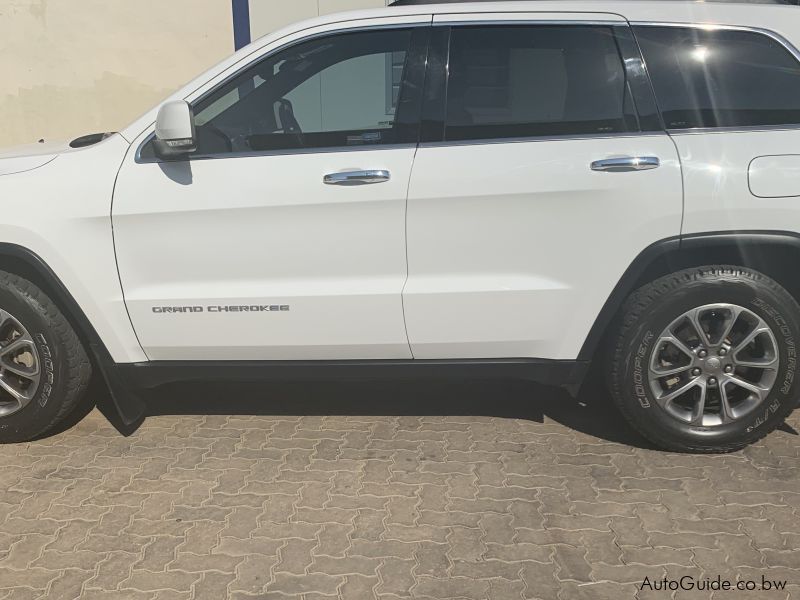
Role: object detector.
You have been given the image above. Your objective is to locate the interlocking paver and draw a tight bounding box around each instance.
[0,387,796,600]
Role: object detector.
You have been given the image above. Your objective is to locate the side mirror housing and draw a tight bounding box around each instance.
[153,100,196,160]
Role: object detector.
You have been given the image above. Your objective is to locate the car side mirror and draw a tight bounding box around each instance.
[153,100,197,160]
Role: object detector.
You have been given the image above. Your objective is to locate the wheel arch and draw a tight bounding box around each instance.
[0,244,102,350]
[0,243,145,425]
[579,231,800,361]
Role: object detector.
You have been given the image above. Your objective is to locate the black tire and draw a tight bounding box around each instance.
[0,271,91,443]
[609,266,800,453]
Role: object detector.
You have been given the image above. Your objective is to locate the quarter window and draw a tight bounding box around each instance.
[442,25,640,142]
[634,26,800,130]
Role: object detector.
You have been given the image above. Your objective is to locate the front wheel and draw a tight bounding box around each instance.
[0,271,91,443]
[609,266,800,453]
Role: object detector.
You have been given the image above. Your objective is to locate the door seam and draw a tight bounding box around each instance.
[400,144,419,360]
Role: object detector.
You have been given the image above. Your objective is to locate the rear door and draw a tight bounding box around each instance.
[403,13,684,360]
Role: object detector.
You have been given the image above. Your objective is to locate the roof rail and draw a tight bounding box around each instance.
[389,0,800,5]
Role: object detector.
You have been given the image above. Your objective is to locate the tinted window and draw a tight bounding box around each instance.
[144,28,419,158]
[635,26,800,129]
[443,26,639,141]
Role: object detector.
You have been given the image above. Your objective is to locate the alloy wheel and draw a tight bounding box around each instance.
[0,309,41,418]
[648,303,779,427]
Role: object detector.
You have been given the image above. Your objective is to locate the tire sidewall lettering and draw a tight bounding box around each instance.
[632,330,654,409]
[34,332,55,409]
[750,297,796,397]
[745,398,781,434]
[744,297,796,433]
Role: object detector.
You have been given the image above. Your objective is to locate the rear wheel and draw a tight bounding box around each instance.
[0,271,91,443]
[609,266,800,453]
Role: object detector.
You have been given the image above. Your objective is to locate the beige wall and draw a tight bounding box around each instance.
[249,0,390,38]
[0,0,233,149]
[0,0,391,150]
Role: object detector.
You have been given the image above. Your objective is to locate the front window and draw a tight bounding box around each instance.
[143,27,418,158]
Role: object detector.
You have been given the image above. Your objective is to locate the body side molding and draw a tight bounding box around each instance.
[118,358,590,393]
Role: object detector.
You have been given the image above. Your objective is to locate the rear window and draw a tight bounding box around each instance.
[634,26,800,130]
[443,25,639,141]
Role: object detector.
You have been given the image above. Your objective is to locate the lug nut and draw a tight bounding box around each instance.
[719,348,728,356]
[691,368,702,377]
[724,365,733,373]
[708,377,717,386]
[698,349,708,358]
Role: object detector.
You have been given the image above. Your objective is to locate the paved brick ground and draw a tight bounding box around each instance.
[0,380,798,600]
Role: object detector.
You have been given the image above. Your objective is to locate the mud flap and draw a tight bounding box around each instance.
[90,343,147,430]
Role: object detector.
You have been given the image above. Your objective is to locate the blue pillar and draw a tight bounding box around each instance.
[232,0,251,50]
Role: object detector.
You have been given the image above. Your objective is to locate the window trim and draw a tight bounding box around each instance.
[418,130,670,149]
[135,22,431,164]
[631,21,800,134]
[431,19,626,27]
[419,21,663,147]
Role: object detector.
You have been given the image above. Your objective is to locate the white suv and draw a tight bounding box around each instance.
[1,0,800,452]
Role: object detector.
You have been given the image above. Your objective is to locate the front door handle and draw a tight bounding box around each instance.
[590,156,660,172]
[324,170,391,185]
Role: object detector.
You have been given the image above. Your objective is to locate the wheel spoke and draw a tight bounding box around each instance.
[0,358,39,380]
[0,336,39,379]
[733,326,770,355]
[725,375,768,401]
[686,308,709,345]
[659,335,695,361]
[0,336,33,359]
[651,364,692,378]
[690,381,708,425]
[656,377,701,407]
[733,355,779,369]
[718,381,735,424]
[0,375,26,401]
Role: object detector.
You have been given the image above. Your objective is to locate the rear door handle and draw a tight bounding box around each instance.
[324,170,391,185]
[590,156,660,172]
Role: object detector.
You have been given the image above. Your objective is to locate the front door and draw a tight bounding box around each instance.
[113,24,428,360]
[404,15,684,360]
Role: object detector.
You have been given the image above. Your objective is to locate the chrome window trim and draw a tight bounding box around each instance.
[632,21,800,134]
[418,131,670,150]
[668,124,800,136]
[431,19,625,27]
[134,21,430,165]
[135,141,419,164]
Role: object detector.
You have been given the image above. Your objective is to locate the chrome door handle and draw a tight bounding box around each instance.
[324,170,391,185]
[590,156,660,172]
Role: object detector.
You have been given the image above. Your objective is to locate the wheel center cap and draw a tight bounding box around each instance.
[706,357,721,371]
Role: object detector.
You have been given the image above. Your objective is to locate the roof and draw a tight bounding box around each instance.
[377,1,800,29]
